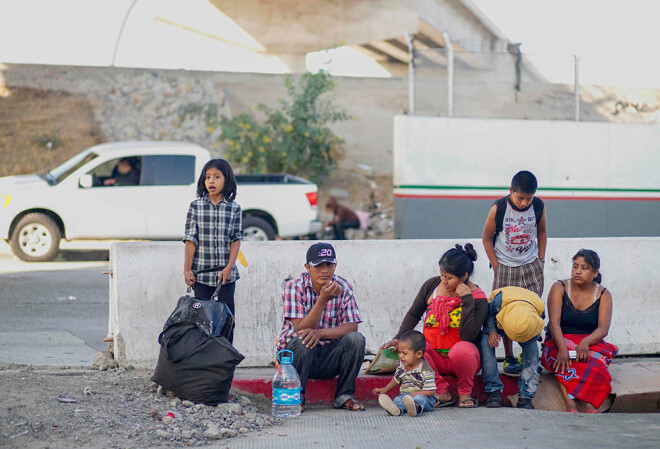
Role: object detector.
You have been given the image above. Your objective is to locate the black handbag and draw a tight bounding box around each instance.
[163,267,234,338]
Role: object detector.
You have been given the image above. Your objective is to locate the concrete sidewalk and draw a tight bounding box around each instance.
[222,406,660,449]
[231,358,660,412]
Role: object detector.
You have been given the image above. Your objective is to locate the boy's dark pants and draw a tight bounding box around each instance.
[193,281,236,343]
[285,331,365,408]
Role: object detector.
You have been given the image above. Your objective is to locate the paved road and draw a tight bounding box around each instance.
[0,241,110,365]
[222,406,660,449]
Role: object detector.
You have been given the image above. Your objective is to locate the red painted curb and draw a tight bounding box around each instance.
[232,373,519,405]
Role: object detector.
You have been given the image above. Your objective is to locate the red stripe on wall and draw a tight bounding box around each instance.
[394,194,660,201]
[394,194,500,200]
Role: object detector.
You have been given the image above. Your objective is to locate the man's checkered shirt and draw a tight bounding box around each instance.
[278,272,362,350]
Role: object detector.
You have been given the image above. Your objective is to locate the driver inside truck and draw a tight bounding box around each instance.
[103,158,139,186]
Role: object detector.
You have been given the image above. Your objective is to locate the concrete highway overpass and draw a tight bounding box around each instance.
[165,0,514,74]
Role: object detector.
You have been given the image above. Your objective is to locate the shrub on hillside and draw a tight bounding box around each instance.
[179,71,350,184]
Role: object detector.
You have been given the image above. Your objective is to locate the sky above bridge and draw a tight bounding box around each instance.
[0,0,657,87]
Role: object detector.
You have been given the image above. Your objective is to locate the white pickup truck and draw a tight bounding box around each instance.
[0,141,321,261]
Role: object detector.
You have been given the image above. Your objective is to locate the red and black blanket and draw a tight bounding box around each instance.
[541,334,618,408]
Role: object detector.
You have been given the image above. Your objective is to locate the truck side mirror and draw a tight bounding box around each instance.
[79,174,93,189]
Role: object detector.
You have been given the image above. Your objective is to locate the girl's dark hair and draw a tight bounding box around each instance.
[439,243,477,280]
[572,248,602,283]
[197,159,237,201]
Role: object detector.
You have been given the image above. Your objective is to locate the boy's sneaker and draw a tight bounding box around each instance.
[486,391,502,408]
[516,397,535,409]
[503,355,522,376]
[402,395,420,417]
[378,394,401,416]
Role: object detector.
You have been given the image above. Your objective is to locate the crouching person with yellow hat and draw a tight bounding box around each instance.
[479,286,545,409]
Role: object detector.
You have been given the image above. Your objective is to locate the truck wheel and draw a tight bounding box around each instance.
[242,216,276,241]
[9,213,61,262]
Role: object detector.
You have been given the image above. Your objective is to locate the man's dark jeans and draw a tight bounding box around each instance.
[285,331,365,408]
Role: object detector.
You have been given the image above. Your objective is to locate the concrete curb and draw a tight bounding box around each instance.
[231,369,520,405]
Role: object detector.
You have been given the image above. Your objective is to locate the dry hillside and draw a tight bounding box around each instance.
[0,86,105,177]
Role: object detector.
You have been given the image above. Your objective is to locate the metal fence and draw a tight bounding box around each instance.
[407,46,660,123]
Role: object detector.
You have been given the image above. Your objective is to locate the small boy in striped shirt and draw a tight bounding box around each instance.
[373,330,437,416]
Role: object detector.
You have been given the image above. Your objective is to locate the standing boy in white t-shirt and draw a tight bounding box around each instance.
[482,170,547,378]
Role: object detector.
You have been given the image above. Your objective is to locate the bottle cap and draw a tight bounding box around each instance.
[278,349,294,364]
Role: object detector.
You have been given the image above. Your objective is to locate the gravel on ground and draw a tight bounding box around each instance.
[0,363,279,448]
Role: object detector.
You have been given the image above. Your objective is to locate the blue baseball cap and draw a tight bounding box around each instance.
[306,242,337,266]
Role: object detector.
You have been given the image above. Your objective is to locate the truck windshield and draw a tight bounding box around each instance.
[46,150,99,185]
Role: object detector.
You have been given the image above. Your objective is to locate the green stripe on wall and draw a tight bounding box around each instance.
[394,185,660,193]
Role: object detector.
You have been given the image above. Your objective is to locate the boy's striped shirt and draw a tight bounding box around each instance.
[393,358,437,396]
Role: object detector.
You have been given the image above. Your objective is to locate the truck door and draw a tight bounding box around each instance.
[141,155,197,239]
[71,156,148,238]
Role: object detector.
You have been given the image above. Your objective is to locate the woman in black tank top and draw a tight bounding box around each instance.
[557,279,605,335]
[541,249,616,413]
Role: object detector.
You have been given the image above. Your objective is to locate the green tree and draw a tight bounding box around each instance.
[179,70,351,184]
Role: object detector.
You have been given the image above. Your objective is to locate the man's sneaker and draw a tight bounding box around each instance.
[486,391,502,408]
[402,395,420,417]
[378,394,401,416]
[516,397,535,409]
[503,355,522,376]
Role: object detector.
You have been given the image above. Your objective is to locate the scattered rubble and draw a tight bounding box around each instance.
[92,350,118,371]
[0,363,278,448]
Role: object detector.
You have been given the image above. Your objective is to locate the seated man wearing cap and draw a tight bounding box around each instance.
[479,286,545,409]
[277,242,366,411]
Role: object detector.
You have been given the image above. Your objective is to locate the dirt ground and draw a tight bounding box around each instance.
[0,87,105,178]
[0,363,278,449]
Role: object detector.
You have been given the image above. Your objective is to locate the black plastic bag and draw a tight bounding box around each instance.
[151,323,244,405]
[163,291,234,339]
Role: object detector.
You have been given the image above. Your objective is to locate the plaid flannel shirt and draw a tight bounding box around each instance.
[278,272,362,350]
[183,196,243,286]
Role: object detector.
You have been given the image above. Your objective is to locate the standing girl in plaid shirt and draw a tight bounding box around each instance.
[183,159,244,343]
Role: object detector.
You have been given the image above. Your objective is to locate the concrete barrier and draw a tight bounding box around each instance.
[109,238,660,368]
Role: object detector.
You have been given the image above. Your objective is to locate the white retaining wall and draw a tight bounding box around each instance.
[109,238,660,368]
[393,116,660,193]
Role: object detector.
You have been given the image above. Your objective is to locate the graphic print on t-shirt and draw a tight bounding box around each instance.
[495,198,538,267]
[504,215,535,254]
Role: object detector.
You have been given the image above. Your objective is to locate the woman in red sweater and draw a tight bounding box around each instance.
[380,244,488,408]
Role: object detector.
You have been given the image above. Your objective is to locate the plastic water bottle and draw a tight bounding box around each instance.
[272,350,301,418]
